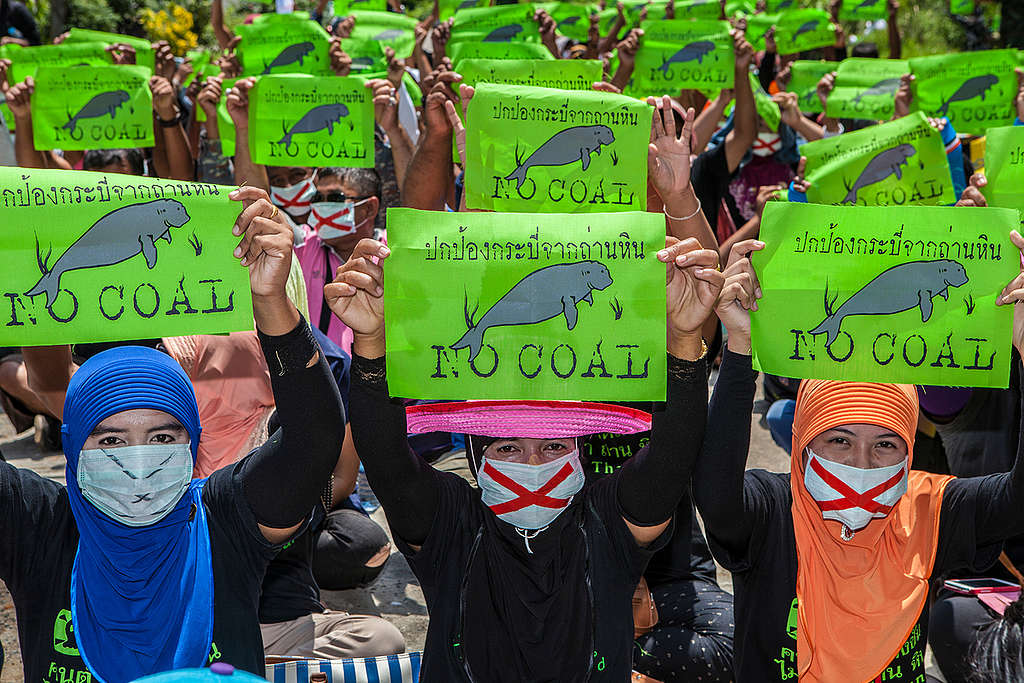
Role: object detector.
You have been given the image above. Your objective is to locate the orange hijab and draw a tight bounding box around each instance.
[790,379,954,682]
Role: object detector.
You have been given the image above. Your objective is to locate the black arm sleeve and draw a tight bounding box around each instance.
[240,317,346,528]
[692,349,760,555]
[615,354,709,526]
[349,354,444,546]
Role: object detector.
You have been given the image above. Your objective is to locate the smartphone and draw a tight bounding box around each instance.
[943,578,1020,595]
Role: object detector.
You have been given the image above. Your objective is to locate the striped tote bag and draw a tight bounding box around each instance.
[265,653,422,683]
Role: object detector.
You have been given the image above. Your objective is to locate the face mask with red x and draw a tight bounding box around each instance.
[803,448,908,538]
[478,450,585,537]
[310,198,371,240]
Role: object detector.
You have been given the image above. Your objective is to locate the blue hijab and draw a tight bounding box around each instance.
[62,346,213,683]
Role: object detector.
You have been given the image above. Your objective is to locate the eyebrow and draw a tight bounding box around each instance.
[89,423,186,436]
[827,427,901,439]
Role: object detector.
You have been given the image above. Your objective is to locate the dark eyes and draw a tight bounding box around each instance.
[98,436,126,446]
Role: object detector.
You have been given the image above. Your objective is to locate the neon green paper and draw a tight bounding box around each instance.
[349,10,419,58]
[235,13,331,77]
[774,9,835,55]
[839,0,887,21]
[249,75,374,168]
[64,29,155,71]
[536,3,598,42]
[671,0,724,20]
[32,65,154,152]
[751,202,1017,388]
[341,36,388,73]
[950,0,974,14]
[449,40,554,63]
[766,0,798,12]
[336,0,387,14]
[451,5,539,45]
[441,0,488,20]
[742,12,778,52]
[465,83,651,213]
[457,58,602,90]
[2,42,113,84]
[752,73,780,132]
[982,125,1024,215]
[801,111,954,206]
[910,50,1020,135]
[786,60,836,114]
[383,207,667,400]
[634,20,734,93]
[195,77,238,157]
[826,58,909,121]
[0,167,253,346]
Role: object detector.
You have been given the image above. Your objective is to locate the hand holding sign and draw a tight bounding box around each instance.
[325,237,391,356]
[715,239,764,355]
[996,231,1024,355]
[658,237,723,355]
[229,187,295,298]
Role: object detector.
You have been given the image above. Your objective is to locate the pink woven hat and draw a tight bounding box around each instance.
[405,400,652,438]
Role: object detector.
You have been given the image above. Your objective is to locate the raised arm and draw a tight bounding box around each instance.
[617,237,724,545]
[326,239,443,547]
[402,68,459,211]
[693,240,765,555]
[228,187,345,543]
[725,31,757,172]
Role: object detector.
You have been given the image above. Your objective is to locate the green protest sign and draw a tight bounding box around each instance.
[726,0,756,15]
[64,29,156,71]
[336,0,387,14]
[349,10,419,58]
[194,77,238,157]
[441,0,488,20]
[673,0,725,20]
[32,65,154,152]
[235,14,331,77]
[742,12,778,52]
[786,60,836,114]
[457,58,602,90]
[825,58,908,121]
[465,83,651,213]
[451,4,539,44]
[766,0,798,12]
[1,42,113,84]
[801,111,954,206]
[774,9,835,54]
[383,207,667,400]
[751,73,781,132]
[950,0,974,14]
[839,0,887,21]
[340,36,388,73]
[910,50,1019,136]
[1,101,14,133]
[536,2,598,42]
[633,20,734,93]
[249,75,373,168]
[751,202,1017,387]
[0,167,253,346]
[183,50,215,88]
[450,40,554,63]
[982,125,1024,216]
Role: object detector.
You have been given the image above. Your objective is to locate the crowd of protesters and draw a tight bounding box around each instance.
[1,0,1024,681]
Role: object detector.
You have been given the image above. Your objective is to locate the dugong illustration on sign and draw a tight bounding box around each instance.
[451,261,614,362]
[26,199,192,311]
[373,29,406,41]
[852,77,901,104]
[505,125,615,189]
[841,143,917,204]
[937,74,999,116]
[793,19,821,39]
[63,90,131,133]
[262,42,316,74]
[809,259,969,347]
[657,40,716,73]
[278,103,350,146]
[484,24,523,41]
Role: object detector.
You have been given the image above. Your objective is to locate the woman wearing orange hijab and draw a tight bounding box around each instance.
[694,233,1024,682]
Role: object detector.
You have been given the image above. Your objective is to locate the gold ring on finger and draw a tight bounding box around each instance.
[270,205,279,219]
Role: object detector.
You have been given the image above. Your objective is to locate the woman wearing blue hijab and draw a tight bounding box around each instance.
[0,187,345,683]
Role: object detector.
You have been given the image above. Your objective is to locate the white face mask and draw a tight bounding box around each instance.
[752,131,782,157]
[478,449,585,539]
[311,198,371,240]
[78,443,193,527]
[269,175,316,218]
[803,447,908,539]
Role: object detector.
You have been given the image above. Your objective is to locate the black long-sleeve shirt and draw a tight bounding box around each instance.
[0,318,344,680]
[694,349,1024,680]
[349,353,708,682]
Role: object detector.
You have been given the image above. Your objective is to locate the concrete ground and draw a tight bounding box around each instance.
[0,379,945,681]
